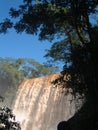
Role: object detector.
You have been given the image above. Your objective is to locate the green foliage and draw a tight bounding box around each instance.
[0,0,97,42]
[0,0,98,97]
[0,57,59,106]
[0,0,97,94]
[18,58,59,78]
[0,107,21,130]
[45,39,71,63]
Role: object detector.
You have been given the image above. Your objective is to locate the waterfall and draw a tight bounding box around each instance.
[13,74,78,130]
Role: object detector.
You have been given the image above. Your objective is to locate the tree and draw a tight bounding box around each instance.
[0,95,21,130]
[0,57,59,106]
[1,0,97,96]
[0,107,21,130]
[19,58,59,78]
[0,57,58,129]
[0,0,98,129]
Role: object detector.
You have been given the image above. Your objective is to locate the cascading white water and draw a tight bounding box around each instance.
[13,74,79,130]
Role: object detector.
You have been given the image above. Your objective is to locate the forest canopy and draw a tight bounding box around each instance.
[0,57,59,106]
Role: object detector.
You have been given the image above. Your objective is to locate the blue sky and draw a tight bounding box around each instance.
[0,0,52,64]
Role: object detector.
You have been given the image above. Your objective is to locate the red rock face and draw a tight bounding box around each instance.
[13,74,77,130]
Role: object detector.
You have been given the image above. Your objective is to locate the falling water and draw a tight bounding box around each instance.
[13,74,80,130]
